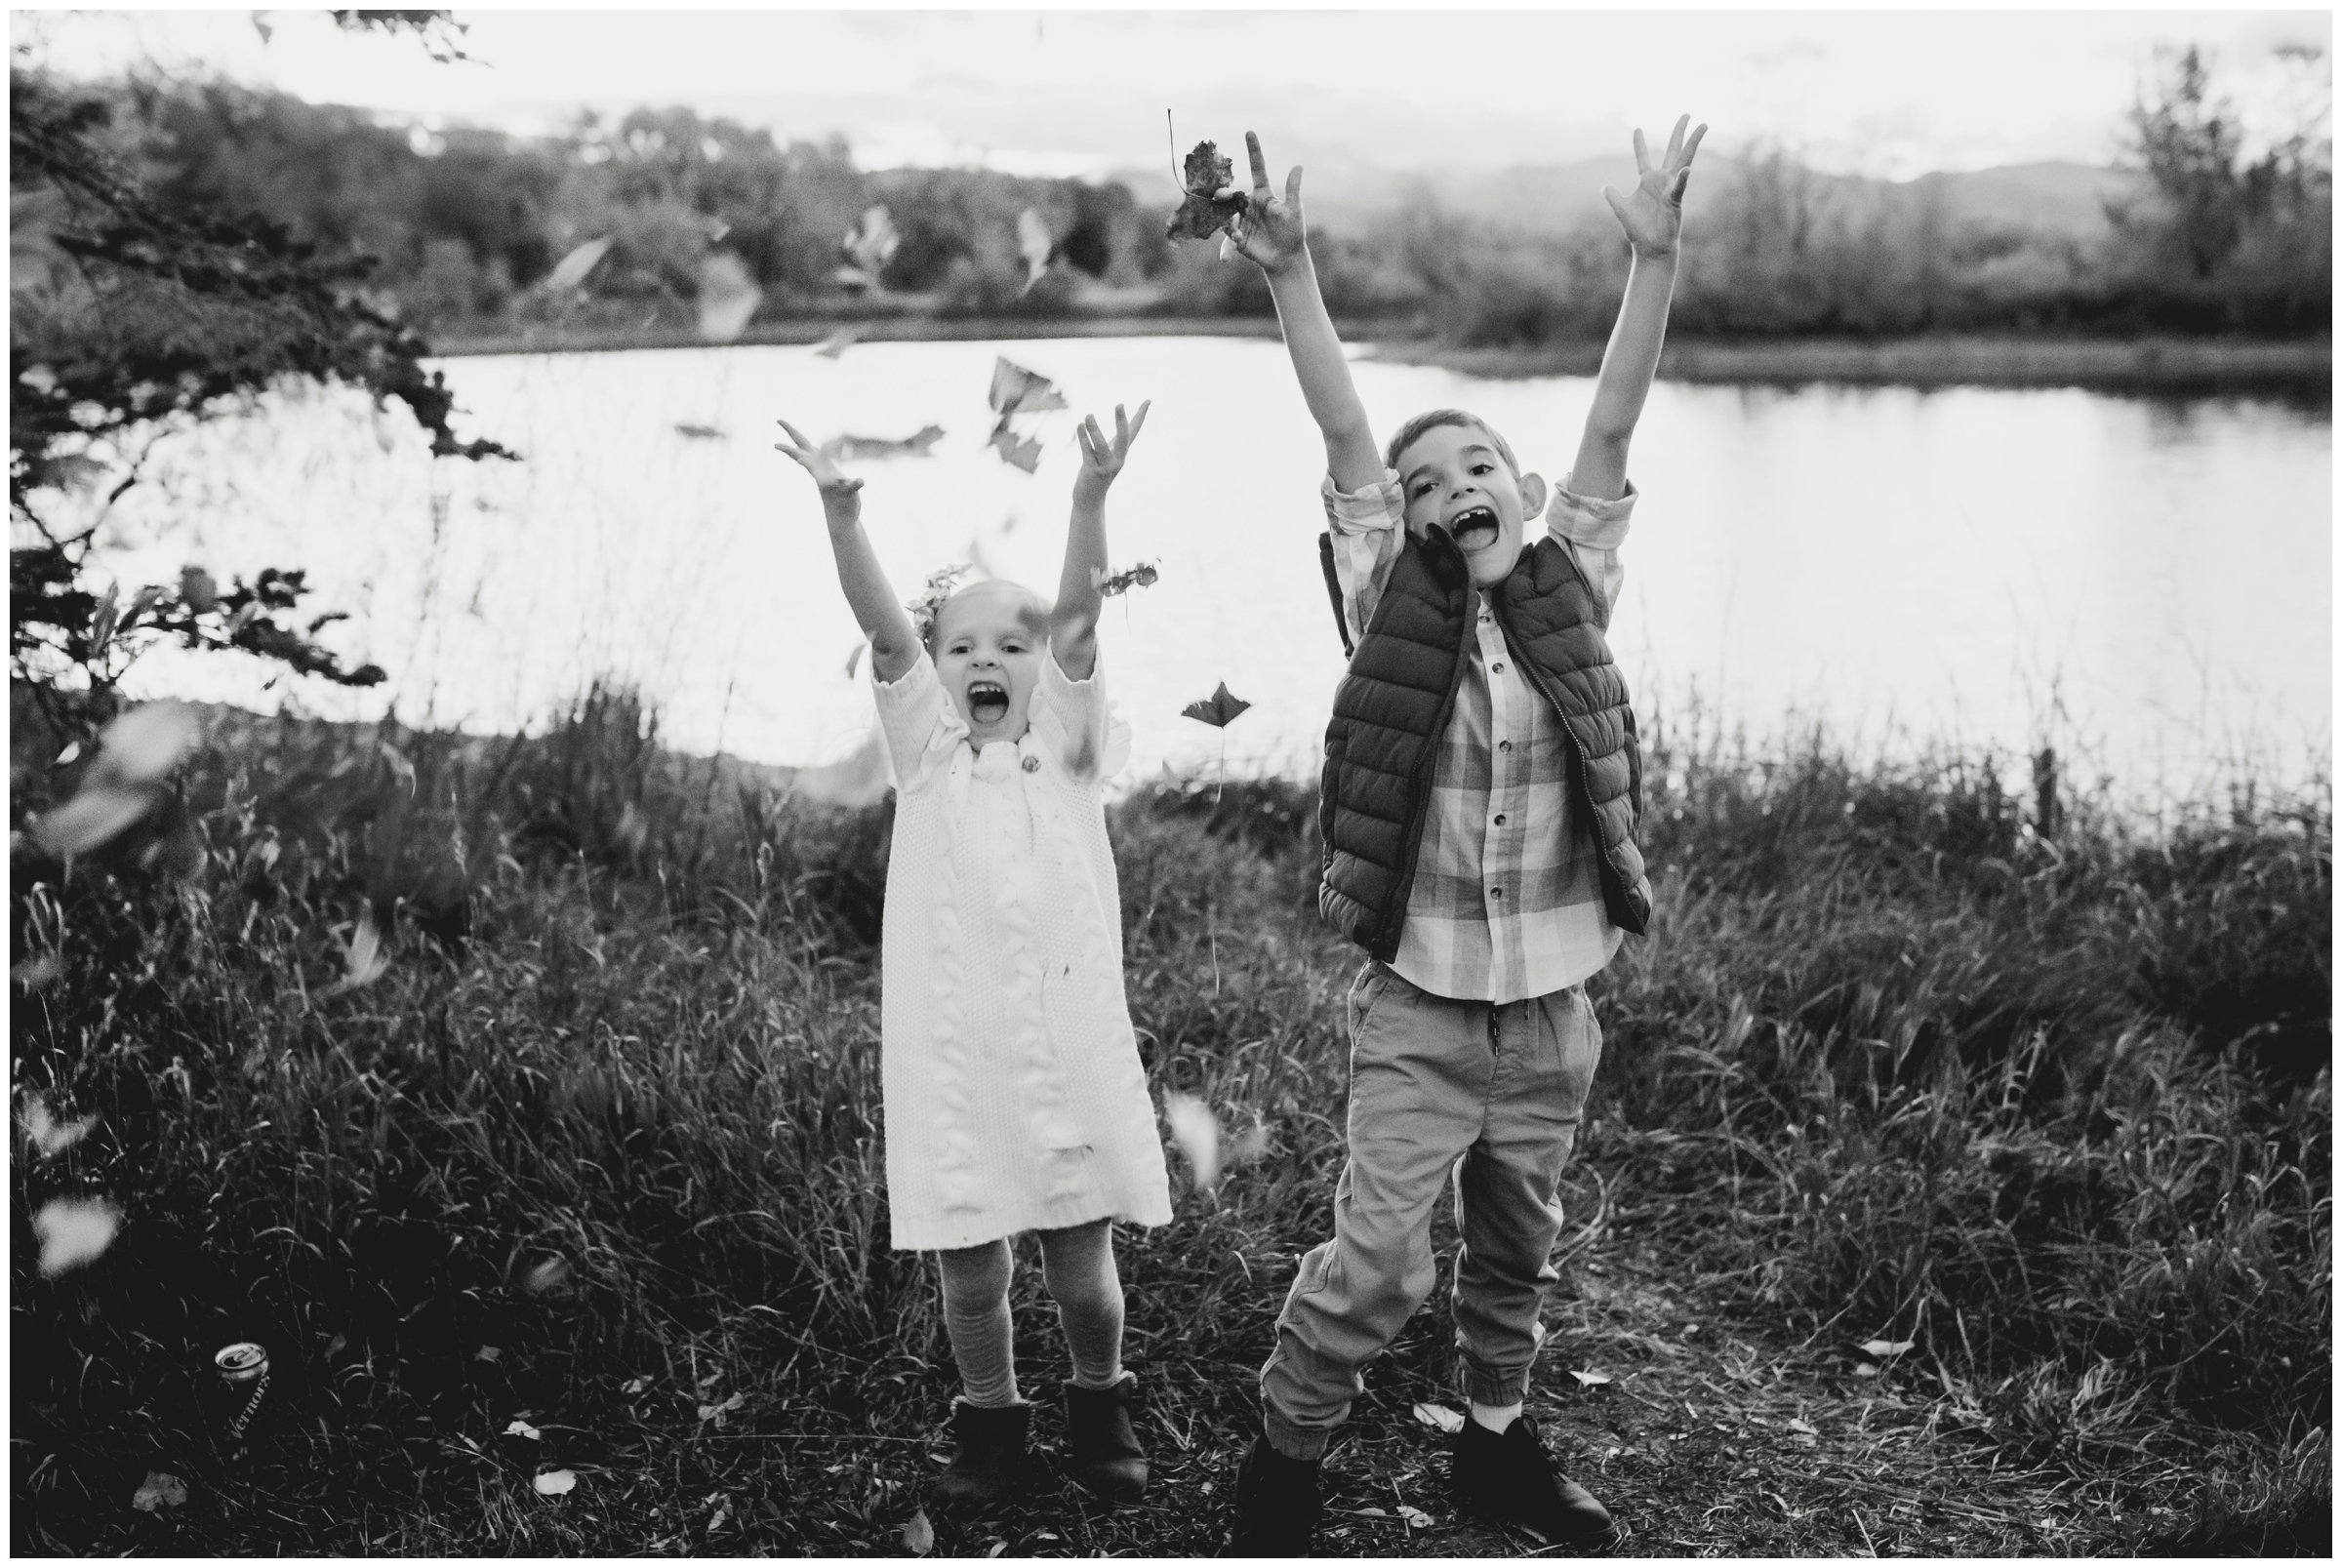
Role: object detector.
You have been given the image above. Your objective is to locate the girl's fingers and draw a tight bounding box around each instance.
[1246,131,1272,198]
[1633,126,1650,176]
[776,417,812,446]
[1285,165,1304,211]
[1665,113,1686,162]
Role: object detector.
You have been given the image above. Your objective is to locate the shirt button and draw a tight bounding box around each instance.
[1499,740,1513,752]
[1493,814,1507,825]
[1490,887,1504,899]
[1021,755,1040,773]
[1491,662,1505,674]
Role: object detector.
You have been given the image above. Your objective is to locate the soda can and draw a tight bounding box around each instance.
[213,1342,270,1440]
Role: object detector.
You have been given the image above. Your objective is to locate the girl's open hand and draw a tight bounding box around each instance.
[1074,401,1150,488]
[1602,115,1707,259]
[1224,132,1309,275]
[773,418,865,509]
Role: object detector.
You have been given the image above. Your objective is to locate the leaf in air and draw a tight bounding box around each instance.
[1181,681,1253,729]
[34,1195,120,1276]
[813,326,862,359]
[1861,1339,1916,1359]
[505,1419,542,1440]
[1569,1368,1613,1387]
[544,237,612,293]
[1091,560,1160,598]
[532,1468,577,1497]
[902,1508,936,1554]
[131,1470,188,1512]
[28,785,156,858]
[989,425,1042,473]
[987,356,1068,419]
[1015,207,1054,294]
[1411,1401,1465,1434]
[1163,1091,1219,1192]
[19,1092,96,1157]
[1165,141,1248,242]
[319,910,390,999]
[1227,1113,1272,1165]
[695,252,762,343]
[842,204,901,278]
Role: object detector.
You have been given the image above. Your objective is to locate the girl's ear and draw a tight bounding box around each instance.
[1517,470,1550,520]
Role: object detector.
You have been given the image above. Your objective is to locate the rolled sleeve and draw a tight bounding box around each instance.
[871,648,962,793]
[1032,646,1130,784]
[1322,469,1406,648]
[1546,474,1635,623]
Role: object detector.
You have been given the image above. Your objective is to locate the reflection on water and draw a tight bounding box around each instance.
[86,337,2330,799]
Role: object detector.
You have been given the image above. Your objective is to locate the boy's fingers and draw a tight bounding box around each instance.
[1285,165,1304,211]
[1128,399,1151,441]
[1632,126,1650,176]
[1665,112,1687,161]
[1670,169,1691,203]
[1681,122,1708,167]
[776,417,811,445]
[1246,130,1271,196]
[1601,185,1629,222]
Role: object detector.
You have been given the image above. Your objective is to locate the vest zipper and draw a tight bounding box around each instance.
[1490,588,1637,927]
[1378,556,1476,959]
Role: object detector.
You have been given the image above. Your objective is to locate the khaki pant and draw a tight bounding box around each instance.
[1259,960,1603,1461]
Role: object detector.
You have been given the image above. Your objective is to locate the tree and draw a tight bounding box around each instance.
[9,15,510,734]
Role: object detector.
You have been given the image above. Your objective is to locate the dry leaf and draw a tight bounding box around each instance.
[1163,1092,1219,1192]
[12,953,62,989]
[1165,140,1248,242]
[987,356,1068,420]
[520,1255,572,1295]
[1398,1505,1433,1529]
[131,1470,188,1511]
[1861,1338,1916,1359]
[1411,1401,1465,1434]
[34,1195,120,1276]
[99,702,199,784]
[1091,560,1160,598]
[28,784,158,858]
[1569,1368,1614,1387]
[1181,681,1253,728]
[544,237,612,293]
[902,1508,935,1554]
[20,1092,96,1157]
[505,1419,542,1440]
[813,326,862,359]
[696,252,762,343]
[988,425,1042,473]
[1015,206,1054,293]
[474,1345,503,1363]
[623,1376,650,1394]
[1786,1417,1818,1436]
[1853,1362,1879,1378]
[532,1468,577,1497]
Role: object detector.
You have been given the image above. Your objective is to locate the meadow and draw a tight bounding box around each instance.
[9,685,2329,1556]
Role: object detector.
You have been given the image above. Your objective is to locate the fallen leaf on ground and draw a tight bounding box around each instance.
[520,1255,571,1295]
[473,1345,503,1362]
[19,1091,96,1157]
[1862,1338,1917,1358]
[1787,1416,1818,1435]
[1854,1362,1880,1377]
[131,1470,187,1511]
[1569,1368,1614,1387]
[902,1508,935,1554]
[532,1468,577,1497]
[505,1419,541,1440]
[1412,1401,1465,1433]
[34,1195,120,1276]
[623,1376,649,1394]
[1399,1505,1434,1529]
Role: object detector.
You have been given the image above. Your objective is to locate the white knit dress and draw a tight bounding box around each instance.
[871,646,1173,1252]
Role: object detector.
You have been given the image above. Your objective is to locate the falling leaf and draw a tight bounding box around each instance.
[319,911,390,999]
[1861,1339,1916,1359]
[544,237,612,293]
[841,205,901,281]
[674,422,725,440]
[19,362,59,394]
[1165,140,1247,242]
[180,565,219,614]
[1016,206,1054,293]
[1091,560,1160,598]
[987,356,1068,420]
[88,581,120,657]
[813,326,862,359]
[988,426,1042,473]
[520,1255,572,1295]
[1569,1368,1614,1387]
[100,703,197,786]
[131,1470,188,1512]
[505,1419,542,1440]
[902,1508,935,1554]
[1181,681,1253,729]
[1227,1113,1272,1164]
[1164,1091,1219,1192]
[1411,1401,1465,1434]
[696,252,762,343]
[532,1468,577,1497]
[824,424,947,462]
[1398,1505,1434,1530]
[19,1092,97,1157]
[34,1195,120,1276]
[29,784,157,858]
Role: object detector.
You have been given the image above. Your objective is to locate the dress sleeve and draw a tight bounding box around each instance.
[1032,645,1131,784]
[871,646,964,792]
[1322,468,1406,647]
[1546,474,1636,626]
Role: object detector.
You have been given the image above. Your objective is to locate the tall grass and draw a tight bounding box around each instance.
[9,684,2327,1551]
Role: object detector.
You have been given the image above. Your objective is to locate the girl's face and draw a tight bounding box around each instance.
[1393,422,1542,588]
[931,582,1047,747]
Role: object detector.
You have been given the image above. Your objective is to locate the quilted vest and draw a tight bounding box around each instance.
[1315,528,1652,959]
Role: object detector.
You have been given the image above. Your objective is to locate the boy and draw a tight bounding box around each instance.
[1223,118,1703,1553]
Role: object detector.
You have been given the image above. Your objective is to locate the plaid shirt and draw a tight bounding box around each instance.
[1323,468,1636,1004]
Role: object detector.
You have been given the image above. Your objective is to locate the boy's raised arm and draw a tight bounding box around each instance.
[775,419,921,683]
[1052,401,1150,682]
[1570,116,1706,504]
[1231,133,1383,493]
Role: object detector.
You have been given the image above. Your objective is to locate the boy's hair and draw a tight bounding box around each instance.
[1384,409,1520,477]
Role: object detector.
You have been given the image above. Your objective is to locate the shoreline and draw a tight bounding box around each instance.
[426,319,2331,394]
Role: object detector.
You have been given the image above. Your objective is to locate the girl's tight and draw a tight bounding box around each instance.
[936,1219,1123,1407]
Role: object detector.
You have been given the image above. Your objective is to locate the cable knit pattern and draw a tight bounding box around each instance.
[870,647,1172,1252]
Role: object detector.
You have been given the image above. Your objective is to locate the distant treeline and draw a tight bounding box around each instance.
[81,50,2334,347]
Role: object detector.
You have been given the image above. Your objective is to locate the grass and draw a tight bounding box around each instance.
[9,683,2329,1555]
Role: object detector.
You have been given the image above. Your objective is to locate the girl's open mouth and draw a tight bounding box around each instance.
[966,680,1010,725]
[1449,505,1501,551]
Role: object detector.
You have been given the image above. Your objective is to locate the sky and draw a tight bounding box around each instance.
[11,7,2333,183]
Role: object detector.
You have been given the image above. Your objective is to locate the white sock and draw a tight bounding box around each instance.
[1470,1400,1522,1433]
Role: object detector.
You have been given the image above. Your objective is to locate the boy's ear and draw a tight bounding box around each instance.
[1517,470,1550,521]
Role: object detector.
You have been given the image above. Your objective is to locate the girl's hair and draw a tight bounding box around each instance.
[907,564,972,649]
[1384,409,1521,476]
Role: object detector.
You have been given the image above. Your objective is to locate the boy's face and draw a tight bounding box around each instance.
[1393,422,1544,588]
[932,582,1048,747]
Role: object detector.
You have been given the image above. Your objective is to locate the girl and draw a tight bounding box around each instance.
[774,405,1170,1513]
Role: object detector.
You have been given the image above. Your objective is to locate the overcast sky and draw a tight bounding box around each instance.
[13,8,2332,181]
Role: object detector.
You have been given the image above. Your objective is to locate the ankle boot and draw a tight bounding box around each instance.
[930,1397,1030,1514]
[1063,1373,1148,1504]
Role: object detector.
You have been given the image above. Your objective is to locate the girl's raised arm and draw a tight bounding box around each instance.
[776,418,920,682]
[1053,401,1149,682]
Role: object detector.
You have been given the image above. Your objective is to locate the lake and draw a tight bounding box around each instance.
[90,336,2330,802]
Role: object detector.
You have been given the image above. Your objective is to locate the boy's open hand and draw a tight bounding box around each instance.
[773,418,865,511]
[1602,115,1707,259]
[1225,132,1309,276]
[1074,401,1150,488]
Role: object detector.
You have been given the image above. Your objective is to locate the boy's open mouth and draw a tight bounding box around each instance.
[966,679,1010,725]
[1448,504,1501,551]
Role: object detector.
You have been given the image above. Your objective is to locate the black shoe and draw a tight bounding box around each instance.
[1226,1432,1322,1557]
[1451,1414,1615,1545]
[1063,1374,1149,1504]
[930,1398,1030,1515]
